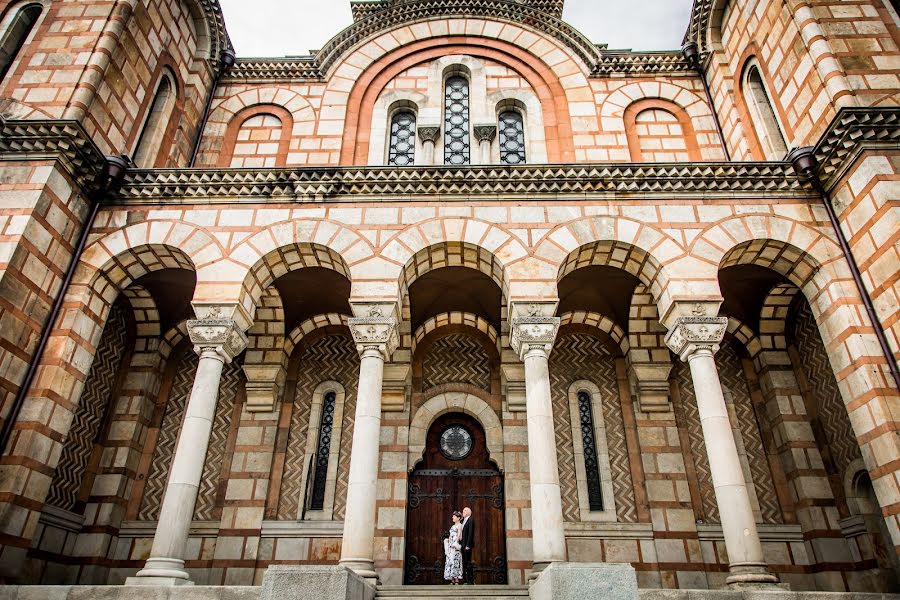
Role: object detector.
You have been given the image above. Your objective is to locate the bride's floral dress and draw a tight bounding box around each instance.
[443,524,463,581]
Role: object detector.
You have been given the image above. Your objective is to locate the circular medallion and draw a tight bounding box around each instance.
[440,425,473,460]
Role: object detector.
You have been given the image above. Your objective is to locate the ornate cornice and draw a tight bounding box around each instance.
[0,118,107,192]
[664,316,727,361]
[315,0,602,75]
[593,51,694,77]
[197,0,232,61]
[109,162,814,202]
[684,0,713,55]
[223,58,324,83]
[813,107,900,191]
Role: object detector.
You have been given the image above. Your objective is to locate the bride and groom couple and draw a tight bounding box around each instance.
[442,506,475,585]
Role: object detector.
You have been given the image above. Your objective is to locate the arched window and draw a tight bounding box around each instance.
[444,75,470,165]
[742,62,788,159]
[388,110,416,166]
[309,390,337,511]
[133,71,177,168]
[498,110,526,165]
[230,113,283,167]
[577,390,604,511]
[0,3,42,83]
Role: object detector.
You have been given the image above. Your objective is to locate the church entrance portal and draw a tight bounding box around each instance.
[403,412,507,585]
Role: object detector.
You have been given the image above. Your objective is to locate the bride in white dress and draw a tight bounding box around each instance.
[443,510,464,584]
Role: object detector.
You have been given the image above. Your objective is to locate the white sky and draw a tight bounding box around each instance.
[218,0,695,57]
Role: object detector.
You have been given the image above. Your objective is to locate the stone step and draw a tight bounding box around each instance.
[376,584,530,600]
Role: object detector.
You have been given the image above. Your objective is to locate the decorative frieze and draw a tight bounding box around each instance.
[813,107,900,190]
[664,316,728,361]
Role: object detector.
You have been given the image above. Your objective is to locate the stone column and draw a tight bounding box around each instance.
[128,312,248,586]
[665,317,778,588]
[339,303,399,582]
[510,302,567,571]
[474,124,497,164]
[417,125,440,165]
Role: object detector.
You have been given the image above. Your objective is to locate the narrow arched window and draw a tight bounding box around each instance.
[309,390,336,511]
[498,110,526,165]
[133,72,176,168]
[0,3,42,83]
[388,110,416,166]
[444,76,470,165]
[743,63,788,160]
[578,390,604,511]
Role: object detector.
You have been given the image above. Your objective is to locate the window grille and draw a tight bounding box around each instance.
[388,111,416,166]
[309,391,336,510]
[578,391,604,511]
[443,76,470,165]
[499,111,526,165]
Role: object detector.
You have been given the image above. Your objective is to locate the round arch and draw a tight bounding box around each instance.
[409,392,503,471]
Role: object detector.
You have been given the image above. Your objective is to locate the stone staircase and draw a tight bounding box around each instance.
[376,584,530,600]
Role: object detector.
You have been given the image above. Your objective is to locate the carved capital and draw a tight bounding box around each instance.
[348,301,400,359]
[417,125,441,144]
[664,316,728,361]
[473,124,497,143]
[187,318,248,363]
[510,317,560,361]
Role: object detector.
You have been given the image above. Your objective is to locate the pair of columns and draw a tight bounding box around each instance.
[127,301,776,587]
[418,124,497,164]
[508,303,778,586]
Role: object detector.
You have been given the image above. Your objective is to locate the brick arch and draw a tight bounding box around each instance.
[284,313,351,358]
[335,28,583,164]
[408,392,503,471]
[623,98,702,162]
[558,311,629,356]
[228,220,372,315]
[758,282,800,354]
[121,286,162,340]
[725,316,763,360]
[600,82,711,125]
[217,104,294,168]
[398,241,509,304]
[412,312,499,355]
[199,87,316,167]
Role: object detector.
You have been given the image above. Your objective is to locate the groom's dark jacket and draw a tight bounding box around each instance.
[461,516,475,550]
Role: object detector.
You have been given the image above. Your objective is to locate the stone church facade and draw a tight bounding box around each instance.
[0,0,897,595]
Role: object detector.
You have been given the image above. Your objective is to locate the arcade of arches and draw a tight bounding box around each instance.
[18,240,898,592]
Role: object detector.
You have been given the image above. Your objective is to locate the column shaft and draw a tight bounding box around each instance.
[132,350,225,583]
[339,348,386,580]
[688,349,777,585]
[524,349,568,567]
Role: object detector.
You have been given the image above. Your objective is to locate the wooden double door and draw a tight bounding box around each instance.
[403,412,507,585]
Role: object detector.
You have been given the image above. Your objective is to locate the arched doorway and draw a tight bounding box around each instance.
[404,412,507,585]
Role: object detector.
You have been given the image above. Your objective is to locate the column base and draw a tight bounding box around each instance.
[261,565,375,600]
[530,562,638,600]
[725,563,783,589]
[338,559,378,584]
[126,557,193,586]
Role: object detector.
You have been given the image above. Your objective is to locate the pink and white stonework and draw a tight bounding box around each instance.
[0,0,897,593]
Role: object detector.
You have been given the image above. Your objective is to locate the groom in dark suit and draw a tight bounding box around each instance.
[460,506,475,584]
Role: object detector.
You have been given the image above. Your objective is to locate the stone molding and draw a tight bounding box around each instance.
[315,0,602,75]
[242,364,283,413]
[813,107,900,190]
[685,0,714,55]
[594,51,693,76]
[187,318,249,362]
[111,163,813,201]
[224,58,324,82]
[664,316,728,361]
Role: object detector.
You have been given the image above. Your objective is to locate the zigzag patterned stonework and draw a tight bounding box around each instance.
[717,344,781,524]
[194,361,242,521]
[47,302,128,511]
[550,332,637,522]
[422,334,492,392]
[139,350,198,520]
[790,302,862,477]
[138,351,241,521]
[277,334,358,520]
[675,346,782,524]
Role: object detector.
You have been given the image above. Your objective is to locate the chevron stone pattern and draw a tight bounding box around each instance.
[550,332,637,522]
[790,302,862,477]
[46,302,128,511]
[277,333,358,520]
[675,344,781,524]
[422,333,492,392]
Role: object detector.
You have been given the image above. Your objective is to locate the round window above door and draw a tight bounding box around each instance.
[439,425,473,460]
